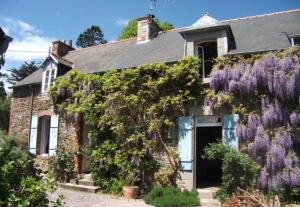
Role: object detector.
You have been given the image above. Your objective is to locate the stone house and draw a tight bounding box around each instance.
[9,9,300,189]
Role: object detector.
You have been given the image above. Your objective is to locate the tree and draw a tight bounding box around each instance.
[7,61,39,85]
[76,25,107,48]
[118,18,174,40]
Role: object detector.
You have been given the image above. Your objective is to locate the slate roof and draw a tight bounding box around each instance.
[14,9,300,87]
[222,9,300,54]
[14,69,43,87]
[63,30,185,74]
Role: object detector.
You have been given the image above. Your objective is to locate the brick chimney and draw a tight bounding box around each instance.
[136,15,161,43]
[51,40,74,57]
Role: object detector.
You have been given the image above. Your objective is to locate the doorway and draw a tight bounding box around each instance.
[81,124,90,173]
[40,116,51,154]
[195,126,222,188]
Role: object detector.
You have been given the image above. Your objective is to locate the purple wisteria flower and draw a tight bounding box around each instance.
[239,72,257,96]
[274,131,292,151]
[252,132,269,156]
[228,80,239,93]
[280,54,294,72]
[267,143,286,173]
[284,153,298,168]
[261,96,270,111]
[228,63,243,81]
[236,124,248,141]
[267,72,274,94]
[258,167,268,189]
[290,111,300,127]
[210,69,226,90]
[262,104,283,128]
[247,115,261,139]
[274,70,287,101]
[290,167,300,186]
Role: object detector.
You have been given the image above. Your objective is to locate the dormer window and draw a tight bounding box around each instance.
[42,61,56,93]
[197,41,218,81]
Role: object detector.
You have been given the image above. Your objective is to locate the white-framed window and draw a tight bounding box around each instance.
[291,36,300,47]
[196,41,218,82]
[42,62,56,93]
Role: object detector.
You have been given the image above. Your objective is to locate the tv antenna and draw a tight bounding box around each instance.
[149,0,170,15]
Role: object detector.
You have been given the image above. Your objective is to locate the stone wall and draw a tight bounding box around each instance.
[9,85,78,171]
[9,86,35,145]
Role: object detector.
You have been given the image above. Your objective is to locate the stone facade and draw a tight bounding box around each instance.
[9,84,80,171]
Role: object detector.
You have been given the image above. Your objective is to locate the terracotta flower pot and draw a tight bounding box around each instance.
[123,186,139,199]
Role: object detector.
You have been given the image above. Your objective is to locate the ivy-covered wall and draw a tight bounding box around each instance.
[49,56,203,191]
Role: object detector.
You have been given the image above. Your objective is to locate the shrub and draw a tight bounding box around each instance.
[0,131,64,207]
[144,187,199,207]
[269,187,300,205]
[203,143,260,199]
[48,141,76,182]
[102,177,125,195]
[8,176,48,207]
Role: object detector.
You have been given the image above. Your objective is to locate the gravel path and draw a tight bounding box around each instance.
[51,188,152,207]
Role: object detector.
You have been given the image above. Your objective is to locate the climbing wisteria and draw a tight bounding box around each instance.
[208,47,300,191]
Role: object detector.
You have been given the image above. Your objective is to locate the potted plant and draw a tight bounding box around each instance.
[122,172,140,199]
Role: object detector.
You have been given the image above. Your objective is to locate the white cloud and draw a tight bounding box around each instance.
[115,18,129,26]
[17,20,40,34]
[6,35,52,61]
[1,17,55,61]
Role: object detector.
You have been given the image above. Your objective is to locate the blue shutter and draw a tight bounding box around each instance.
[223,114,239,150]
[49,114,59,156]
[178,116,193,171]
[29,115,38,154]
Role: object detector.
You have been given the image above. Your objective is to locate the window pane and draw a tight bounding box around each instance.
[198,47,204,78]
[44,70,50,92]
[294,37,300,46]
[50,69,55,86]
[198,41,218,78]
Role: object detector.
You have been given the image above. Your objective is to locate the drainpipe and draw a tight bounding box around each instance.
[183,34,187,56]
[27,85,34,151]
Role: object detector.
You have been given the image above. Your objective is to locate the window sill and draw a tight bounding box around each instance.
[39,153,50,157]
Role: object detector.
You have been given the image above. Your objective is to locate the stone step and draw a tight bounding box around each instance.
[82,173,92,180]
[200,198,222,207]
[197,187,219,199]
[58,183,100,193]
[78,179,95,186]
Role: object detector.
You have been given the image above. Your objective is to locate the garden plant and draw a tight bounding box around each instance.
[50,57,203,194]
[207,46,300,204]
[0,131,65,207]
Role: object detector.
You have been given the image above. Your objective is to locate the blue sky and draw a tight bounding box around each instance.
[1,0,300,91]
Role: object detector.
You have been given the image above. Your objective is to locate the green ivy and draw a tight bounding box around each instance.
[50,57,202,192]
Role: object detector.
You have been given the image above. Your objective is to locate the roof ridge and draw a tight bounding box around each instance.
[68,36,137,53]
[220,8,300,23]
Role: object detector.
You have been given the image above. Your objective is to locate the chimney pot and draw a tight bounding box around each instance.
[67,40,72,47]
